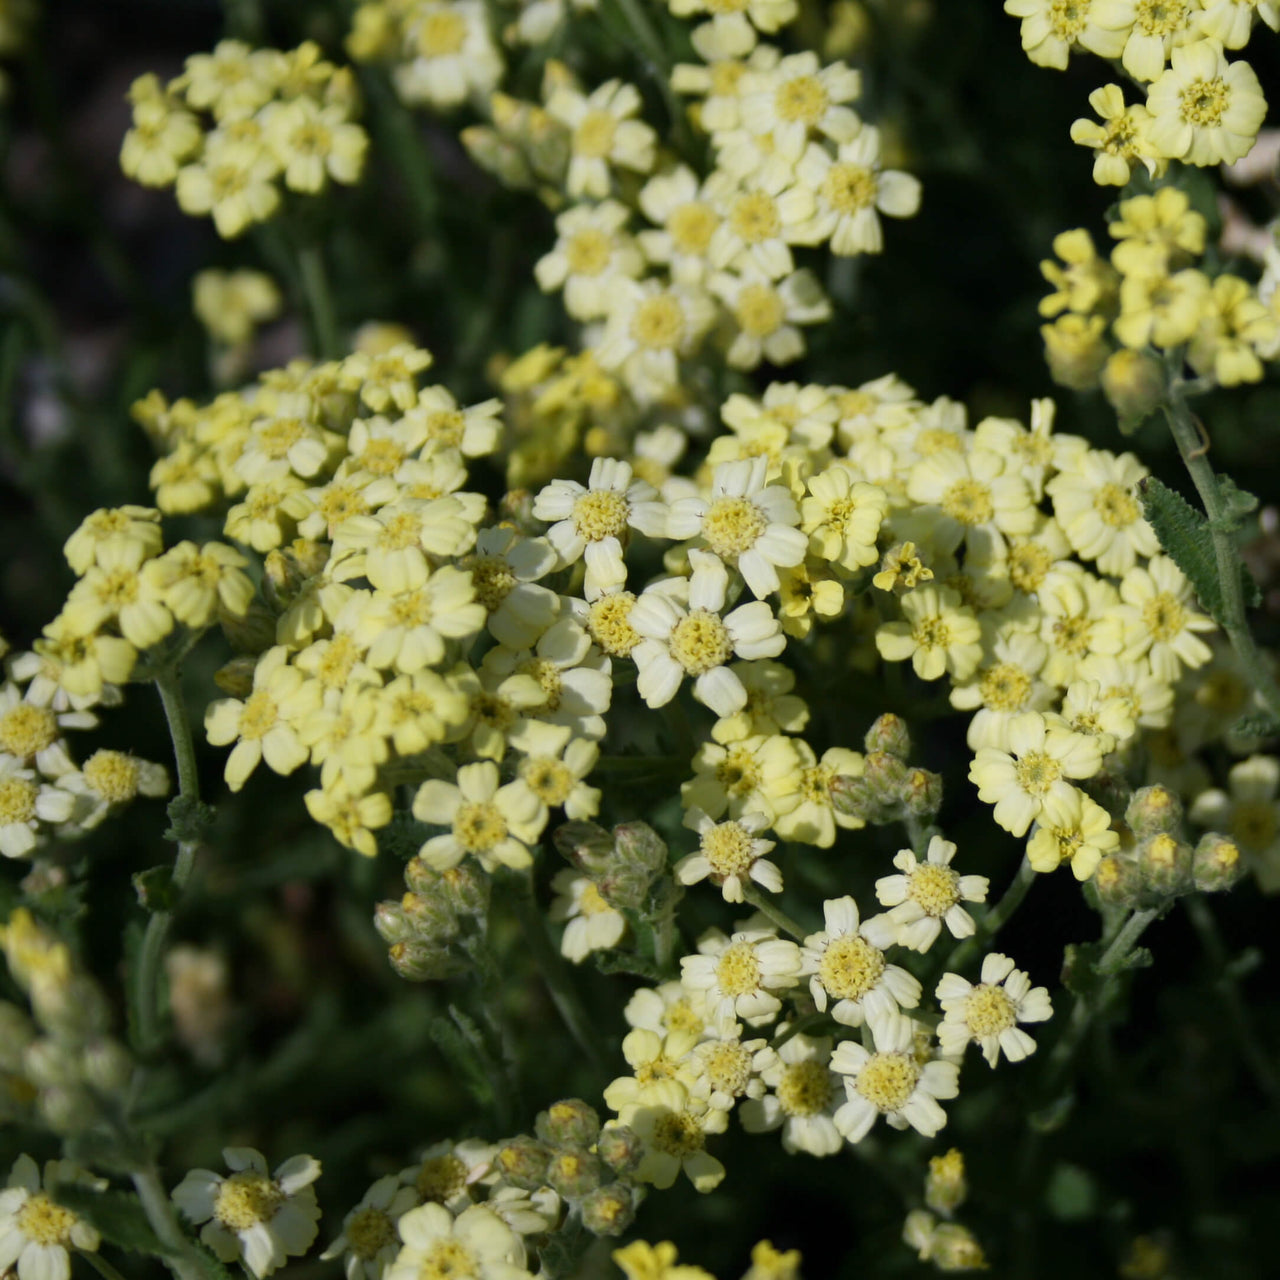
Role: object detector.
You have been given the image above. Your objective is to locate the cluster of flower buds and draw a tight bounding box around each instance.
[374,855,491,981]
[830,714,944,827]
[552,818,669,913]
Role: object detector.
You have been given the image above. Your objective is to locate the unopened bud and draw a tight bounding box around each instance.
[1102,348,1165,429]
[0,1004,35,1073]
[930,1223,988,1272]
[81,1037,133,1094]
[374,900,416,947]
[545,1148,602,1200]
[1193,832,1246,893]
[262,549,305,611]
[864,714,911,759]
[38,1085,96,1134]
[219,600,275,654]
[1043,314,1109,392]
[1125,786,1183,838]
[554,821,614,877]
[1093,854,1140,906]
[494,1136,550,1190]
[401,891,460,943]
[213,655,257,697]
[536,1098,601,1148]
[1137,832,1191,897]
[579,1182,637,1237]
[902,767,943,818]
[442,864,490,917]
[24,1039,80,1090]
[925,1148,967,1216]
[388,940,460,982]
[595,1122,643,1175]
[612,822,668,879]
[831,774,875,821]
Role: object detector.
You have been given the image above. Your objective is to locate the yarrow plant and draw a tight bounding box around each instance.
[4,1,1280,1279]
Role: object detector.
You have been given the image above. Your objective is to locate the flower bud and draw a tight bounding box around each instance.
[37,1084,97,1134]
[494,1135,551,1190]
[213,655,258,698]
[830,774,877,822]
[595,1122,643,1175]
[864,714,911,759]
[1124,786,1183,838]
[1137,832,1191,897]
[929,1223,988,1272]
[263,548,306,611]
[81,1037,133,1094]
[925,1148,967,1216]
[0,1003,35,1073]
[1102,349,1166,428]
[442,864,491,917]
[554,821,614,877]
[1042,314,1109,391]
[536,1098,601,1149]
[1093,854,1140,906]
[404,856,441,897]
[545,1148,602,1200]
[401,892,460,943]
[901,767,943,818]
[579,1182,637,1237]
[1193,832,1246,893]
[24,1038,81,1090]
[219,600,275,654]
[388,941,461,983]
[374,900,417,947]
[612,822,668,880]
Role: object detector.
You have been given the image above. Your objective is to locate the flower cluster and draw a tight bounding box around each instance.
[121,39,369,237]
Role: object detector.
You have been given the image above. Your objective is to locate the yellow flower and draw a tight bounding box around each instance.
[1070,85,1163,185]
[193,270,282,346]
[1039,229,1117,318]
[1187,273,1278,385]
[412,761,545,872]
[876,585,982,682]
[613,1240,716,1280]
[1027,786,1119,879]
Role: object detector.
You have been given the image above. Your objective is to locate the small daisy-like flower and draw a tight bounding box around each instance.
[549,868,627,963]
[907,446,1036,554]
[710,266,832,371]
[461,526,560,649]
[675,808,780,902]
[800,464,888,572]
[413,761,545,872]
[321,1175,420,1280]
[771,743,864,849]
[681,1026,775,1114]
[875,836,990,952]
[875,585,983,682]
[392,2,504,109]
[60,748,169,831]
[969,712,1103,838]
[800,896,920,1032]
[594,279,715,403]
[682,732,804,824]
[1071,84,1163,185]
[832,1017,959,1141]
[0,684,90,778]
[535,200,645,321]
[668,458,806,598]
[936,953,1053,1067]
[681,926,803,1027]
[404,1139,494,1213]
[1002,0,1131,70]
[617,1079,726,1192]
[546,79,657,199]
[172,1147,321,1279]
[950,631,1055,753]
[739,1031,845,1157]
[604,1026,702,1116]
[533,458,666,594]
[613,1240,715,1280]
[0,1154,104,1280]
[738,52,861,161]
[1189,753,1280,890]
[638,165,727,286]
[1045,448,1159,577]
[1112,555,1216,681]
[385,1203,531,1280]
[1188,273,1279,387]
[1027,787,1119,880]
[261,96,367,194]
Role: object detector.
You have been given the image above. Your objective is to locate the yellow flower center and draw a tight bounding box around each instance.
[715,940,763,996]
[578,882,612,916]
[1232,801,1277,852]
[416,1153,467,1203]
[630,296,685,350]
[1102,113,1139,157]
[417,1239,478,1280]
[1009,543,1052,593]
[980,662,1032,712]
[941,479,994,526]
[586,592,640,657]
[916,428,964,456]
[776,1059,833,1117]
[669,202,717,254]
[391,589,435,628]
[715,745,761,797]
[709,61,747,97]
[360,438,404,475]
[911,616,953,651]
[818,934,884,1001]
[730,192,782,244]
[837,389,875,419]
[521,757,574,806]
[908,862,961,917]
[670,610,733,675]
[83,750,142,803]
[1047,0,1089,37]
[454,800,507,853]
[238,689,280,740]
[416,11,468,57]
[855,1052,919,1112]
[1095,482,1139,527]
[214,1171,284,1232]
[471,690,517,735]
[573,489,630,541]
[776,75,828,124]
[1180,76,1228,127]
[664,997,705,1037]
[380,512,425,552]
[1015,750,1062,796]
[257,417,306,459]
[1142,593,1186,641]
[823,163,876,214]
[469,556,517,610]
[1053,614,1092,655]
[316,635,361,687]
[519,657,564,711]
[702,820,759,877]
[574,110,617,159]
[798,763,836,807]
[964,984,1017,1038]
[1136,0,1187,34]
[565,229,613,276]
[424,410,466,446]
[734,284,784,338]
[705,0,748,12]
[16,1192,78,1246]
[96,568,141,608]
[701,1041,753,1097]
[703,495,767,557]
[0,705,58,759]
[346,1206,397,1259]
[319,483,369,529]
[652,1109,706,1156]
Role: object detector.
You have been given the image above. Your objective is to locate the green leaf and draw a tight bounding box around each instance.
[163,795,215,846]
[47,1185,172,1258]
[592,949,662,981]
[1046,1164,1098,1221]
[1232,711,1280,739]
[1218,476,1260,519]
[132,866,176,913]
[428,1010,493,1109]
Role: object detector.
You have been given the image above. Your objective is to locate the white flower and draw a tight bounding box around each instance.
[832,1018,959,1142]
[681,1025,775,1113]
[461,526,560,649]
[392,2,503,109]
[738,52,861,161]
[0,1154,104,1280]
[631,552,786,716]
[171,1147,321,1278]
[637,165,727,285]
[532,458,666,594]
[680,925,803,1026]
[936,953,1053,1067]
[668,457,806,597]
[595,279,715,403]
[385,1203,531,1280]
[0,757,76,859]
[549,868,627,963]
[534,201,645,320]
[0,682,93,777]
[800,896,920,1033]
[413,761,545,872]
[739,1031,845,1156]
[546,79,656,199]
[675,807,781,902]
[321,1175,420,1280]
[875,836,990,952]
[709,266,832,371]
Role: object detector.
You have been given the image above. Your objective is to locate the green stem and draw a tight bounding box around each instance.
[1163,391,1280,722]
[1184,893,1280,1104]
[297,242,340,359]
[77,1251,130,1280]
[360,69,439,233]
[510,877,606,1074]
[604,0,687,143]
[130,1166,207,1280]
[134,668,202,1055]
[739,884,809,942]
[942,855,1036,975]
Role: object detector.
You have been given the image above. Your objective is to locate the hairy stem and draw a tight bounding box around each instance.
[130,1166,207,1280]
[297,242,340,360]
[740,884,810,942]
[942,855,1036,974]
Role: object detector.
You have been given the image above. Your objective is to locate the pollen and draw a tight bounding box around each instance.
[83,749,142,803]
[0,776,38,825]
[715,940,763,996]
[818,934,885,1001]
[911,616,953,650]
[1136,0,1187,33]
[423,410,466,446]
[670,610,734,675]
[345,1206,397,1259]
[701,1041,754,1098]
[630,296,685,350]
[573,489,630,541]
[702,496,767,557]
[213,1170,284,1232]
[980,663,1032,712]
[730,192,782,244]
[469,557,517,611]
[775,76,828,124]
[453,800,507,853]
[358,438,404,474]
[1015,751,1061,796]
[416,1153,468,1203]
[574,111,617,159]
[237,690,280,740]
[963,984,1017,1038]
[520,657,564,711]
[716,746,762,797]
[776,1059,833,1117]
[1180,76,1228,127]
[908,863,961,917]
[665,996,706,1037]
[1142,593,1186,641]
[823,163,876,215]
[702,820,759,877]
[521,757,574,805]
[417,1240,478,1280]
[1047,0,1088,38]
[941,479,994,526]
[652,1109,706,1156]
[16,1193,78,1246]
[855,1052,920,1112]
[1094,483,1139,527]
[0,704,58,759]
[586,592,640,656]
[1009,543,1052,592]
